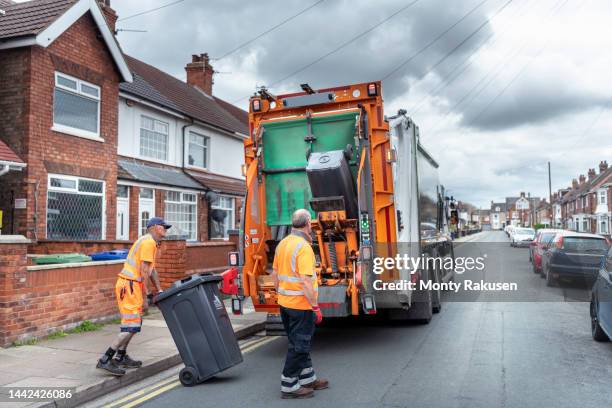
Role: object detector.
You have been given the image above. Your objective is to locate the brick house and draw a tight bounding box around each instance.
[558,161,611,234]
[505,193,540,227]
[0,0,247,246]
[116,53,246,242]
[534,198,550,226]
[0,0,132,242]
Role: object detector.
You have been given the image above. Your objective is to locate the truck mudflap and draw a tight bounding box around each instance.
[318,284,351,317]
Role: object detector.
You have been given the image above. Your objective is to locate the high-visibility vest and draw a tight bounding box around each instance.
[118,234,157,282]
[274,232,318,311]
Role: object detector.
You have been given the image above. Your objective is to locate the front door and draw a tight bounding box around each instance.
[116,185,129,240]
[139,188,155,237]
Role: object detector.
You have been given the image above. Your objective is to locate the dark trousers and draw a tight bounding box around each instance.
[280,306,316,391]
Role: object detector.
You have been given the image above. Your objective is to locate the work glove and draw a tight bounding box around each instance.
[312,306,323,325]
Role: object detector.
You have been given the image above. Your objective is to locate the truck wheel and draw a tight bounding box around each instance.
[179,366,198,387]
[405,288,433,324]
[431,261,442,314]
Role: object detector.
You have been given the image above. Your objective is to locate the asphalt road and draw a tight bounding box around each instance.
[98,231,612,408]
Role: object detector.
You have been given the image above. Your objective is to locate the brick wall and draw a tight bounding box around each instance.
[0,13,120,241]
[0,236,122,347]
[185,241,235,274]
[0,47,30,236]
[28,240,131,255]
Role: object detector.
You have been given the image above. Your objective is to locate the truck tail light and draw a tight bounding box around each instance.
[231,297,243,315]
[228,251,239,266]
[362,294,377,314]
[251,98,261,112]
[367,83,378,97]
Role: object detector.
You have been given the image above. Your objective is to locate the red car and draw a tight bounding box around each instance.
[530,229,563,274]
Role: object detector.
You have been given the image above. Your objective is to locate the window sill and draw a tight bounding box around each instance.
[51,125,104,142]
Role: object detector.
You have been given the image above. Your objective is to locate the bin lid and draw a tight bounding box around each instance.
[155,274,222,303]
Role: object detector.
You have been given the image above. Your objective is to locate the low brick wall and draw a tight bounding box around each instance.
[28,240,132,255]
[0,236,123,347]
[1,237,238,346]
[185,241,236,274]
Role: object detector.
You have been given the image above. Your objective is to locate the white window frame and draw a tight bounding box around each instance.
[139,115,170,162]
[47,173,106,240]
[210,195,236,240]
[164,190,198,241]
[599,189,607,205]
[186,131,210,170]
[52,72,102,141]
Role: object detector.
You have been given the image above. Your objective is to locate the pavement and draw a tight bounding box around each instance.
[0,298,266,408]
[100,230,612,408]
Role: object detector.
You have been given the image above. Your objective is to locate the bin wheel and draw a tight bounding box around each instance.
[179,367,198,387]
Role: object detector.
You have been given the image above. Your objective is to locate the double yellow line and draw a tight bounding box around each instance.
[104,336,279,408]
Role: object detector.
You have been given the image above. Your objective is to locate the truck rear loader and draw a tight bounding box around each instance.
[223,81,455,329]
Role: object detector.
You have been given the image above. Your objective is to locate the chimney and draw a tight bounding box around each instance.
[185,53,214,95]
[588,168,596,181]
[520,192,525,198]
[97,0,117,33]
[579,174,586,185]
[572,179,578,189]
[600,160,609,173]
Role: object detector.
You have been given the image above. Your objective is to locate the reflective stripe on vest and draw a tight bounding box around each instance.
[119,235,150,281]
[277,236,317,297]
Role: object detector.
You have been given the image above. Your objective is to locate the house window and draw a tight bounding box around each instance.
[53,72,100,138]
[600,217,608,234]
[47,174,104,240]
[164,191,197,240]
[210,196,235,239]
[140,116,169,161]
[600,190,608,205]
[188,132,209,168]
[140,211,150,236]
[583,219,588,232]
[117,185,129,198]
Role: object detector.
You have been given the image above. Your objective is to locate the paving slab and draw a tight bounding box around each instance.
[0,298,267,408]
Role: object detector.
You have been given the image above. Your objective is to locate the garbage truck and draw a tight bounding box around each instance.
[223,81,455,328]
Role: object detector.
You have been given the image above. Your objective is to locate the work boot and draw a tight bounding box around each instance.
[303,379,329,390]
[281,387,314,399]
[114,354,142,368]
[96,358,126,376]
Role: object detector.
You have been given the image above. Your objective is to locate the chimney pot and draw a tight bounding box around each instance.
[186,52,214,95]
[599,160,609,173]
[572,179,578,189]
[579,174,586,184]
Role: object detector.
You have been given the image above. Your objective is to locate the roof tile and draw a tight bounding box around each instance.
[0,139,24,164]
[120,55,248,136]
[0,0,76,40]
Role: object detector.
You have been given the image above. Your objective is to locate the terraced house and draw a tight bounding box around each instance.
[0,0,246,250]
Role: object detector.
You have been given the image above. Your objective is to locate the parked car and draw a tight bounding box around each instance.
[511,227,535,247]
[530,229,562,273]
[590,246,612,342]
[541,232,610,286]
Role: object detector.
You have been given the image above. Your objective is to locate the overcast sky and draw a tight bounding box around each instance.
[109,0,611,208]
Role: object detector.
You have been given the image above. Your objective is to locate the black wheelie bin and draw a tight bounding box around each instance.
[155,274,243,386]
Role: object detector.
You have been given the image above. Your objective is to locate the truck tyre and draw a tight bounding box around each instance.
[431,255,442,314]
[265,313,286,336]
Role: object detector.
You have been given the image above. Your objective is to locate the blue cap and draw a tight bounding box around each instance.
[146,217,172,229]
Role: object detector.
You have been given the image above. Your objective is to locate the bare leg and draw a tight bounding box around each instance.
[111,332,135,351]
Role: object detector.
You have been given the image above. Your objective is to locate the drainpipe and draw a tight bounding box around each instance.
[0,164,9,177]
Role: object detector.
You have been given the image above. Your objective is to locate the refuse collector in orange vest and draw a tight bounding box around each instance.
[96,217,170,376]
[272,209,328,399]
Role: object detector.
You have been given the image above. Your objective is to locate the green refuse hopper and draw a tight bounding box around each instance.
[33,253,92,265]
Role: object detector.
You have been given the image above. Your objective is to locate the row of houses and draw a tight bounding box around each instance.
[485,192,542,229]
[476,161,611,235]
[0,0,247,252]
[550,161,611,235]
